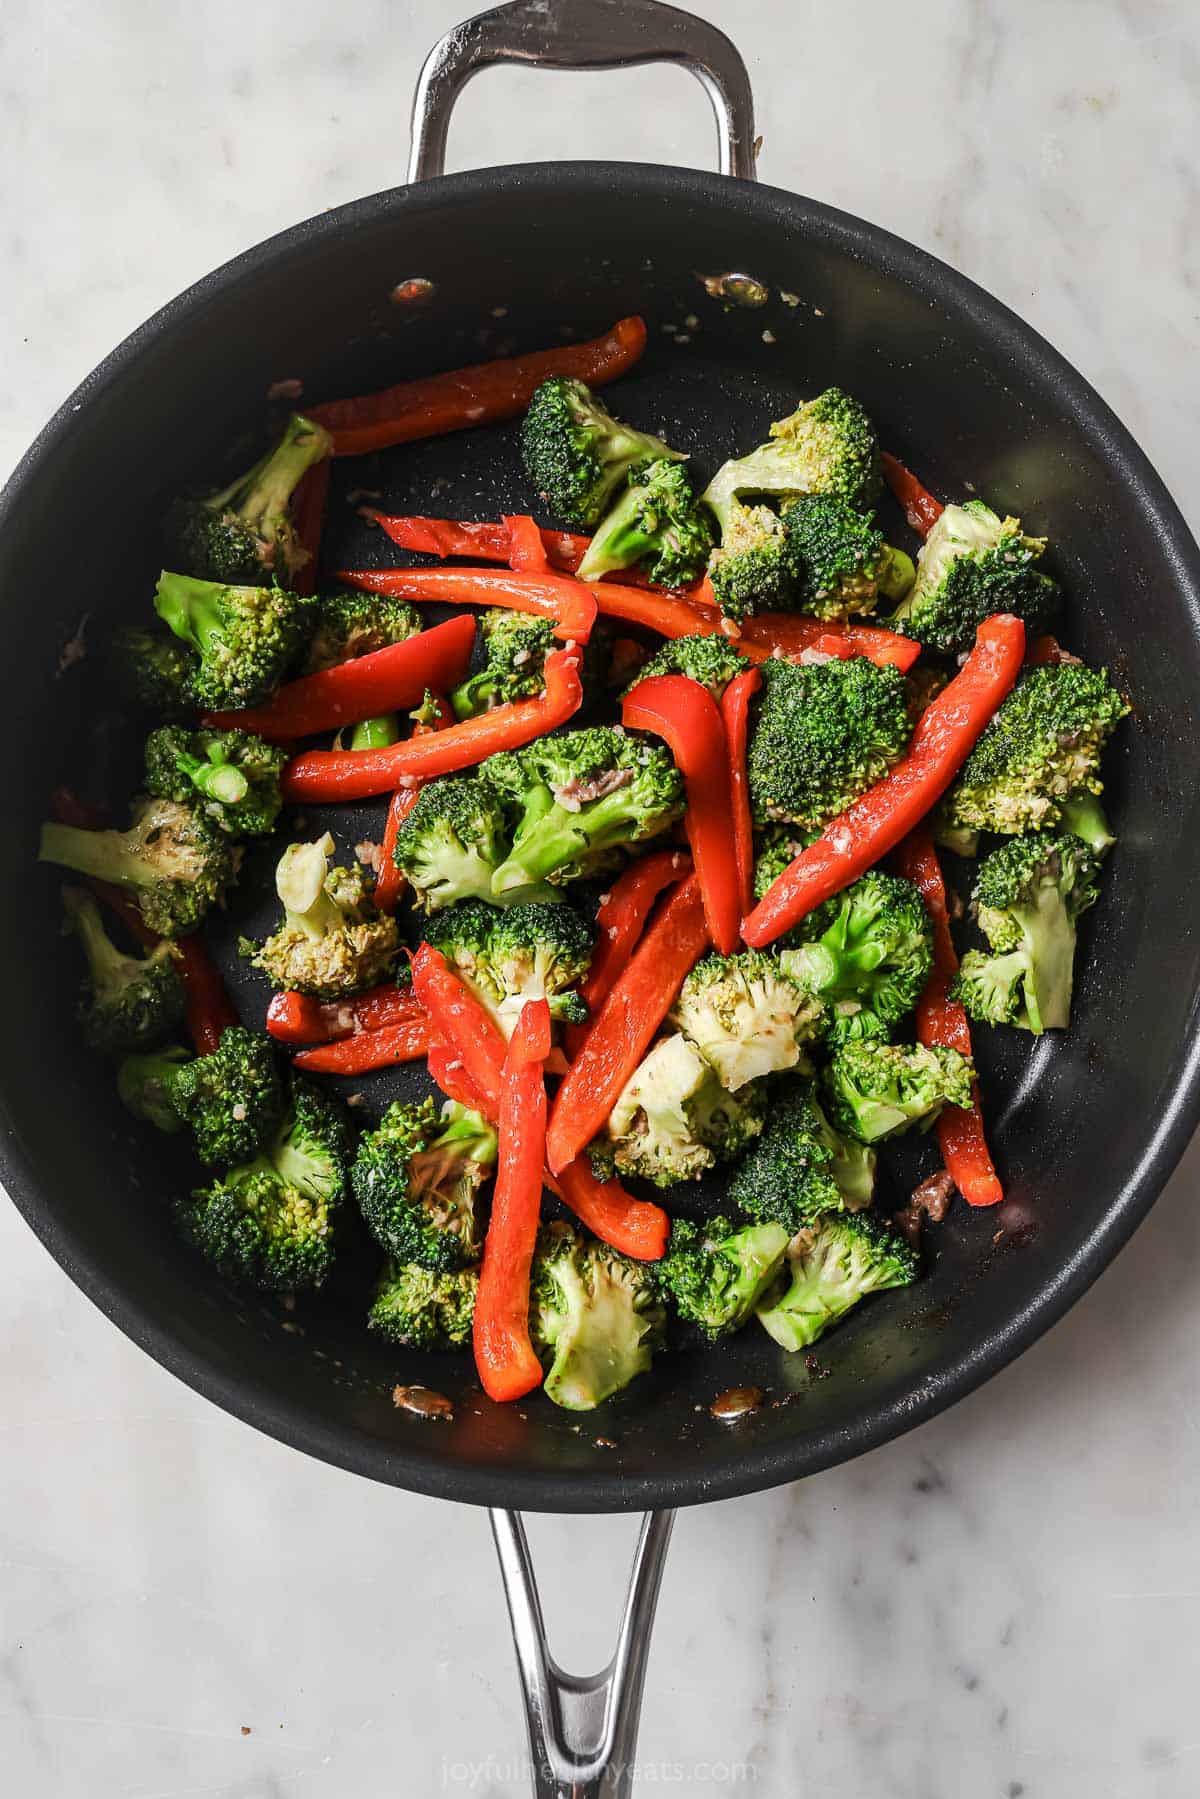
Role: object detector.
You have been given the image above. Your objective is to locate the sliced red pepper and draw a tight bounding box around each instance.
[1025,634,1080,667]
[337,566,597,644]
[202,613,476,742]
[293,1017,430,1074]
[311,316,647,456]
[593,579,758,650]
[372,695,454,914]
[566,849,692,1057]
[554,1158,669,1262]
[427,1032,493,1116]
[266,981,425,1047]
[621,676,740,955]
[881,451,944,537]
[412,943,508,1117]
[721,668,761,918]
[281,647,583,803]
[545,875,709,1175]
[503,514,550,573]
[894,830,1003,1207]
[735,612,921,673]
[473,999,552,1403]
[290,458,331,597]
[743,615,1027,947]
[367,513,661,588]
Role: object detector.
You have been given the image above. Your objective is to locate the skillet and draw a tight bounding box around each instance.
[6,4,1200,1791]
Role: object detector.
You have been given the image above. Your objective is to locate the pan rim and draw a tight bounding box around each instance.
[6,160,1200,1513]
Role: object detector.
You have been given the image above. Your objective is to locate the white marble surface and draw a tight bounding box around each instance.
[4,2,1200,1793]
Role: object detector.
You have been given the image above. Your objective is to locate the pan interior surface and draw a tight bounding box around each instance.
[5,166,1200,1512]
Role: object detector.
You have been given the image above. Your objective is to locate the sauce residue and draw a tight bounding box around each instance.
[392,1383,454,1421]
[698,271,770,309]
[709,1385,764,1421]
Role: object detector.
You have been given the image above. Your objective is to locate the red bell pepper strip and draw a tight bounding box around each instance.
[427,1032,493,1116]
[881,451,944,537]
[372,695,454,914]
[554,1158,669,1262]
[574,849,691,1020]
[893,829,1003,1208]
[266,980,425,1046]
[504,514,550,573]
[293,1017,431,1074]
[202,613,476,742]
[743,614,1027,947]
[621,676,741,955]
[546,875,709,1175]
[337,566,597,645]
[735,611,921,673]
[721,668,761,918]
[1026,634,1080,667]
[310,315,648,457]
[473,1000,552,1403]
[412,943,508,1117]
[592,579,759,650]
[290,458,331,597]
[281,647,583,803]
[367,513,663,589]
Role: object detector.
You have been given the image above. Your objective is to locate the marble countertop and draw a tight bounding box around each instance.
[4,2,1200,1793]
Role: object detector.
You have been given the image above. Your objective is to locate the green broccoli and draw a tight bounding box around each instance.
[726,1077,876,1233]
[621,632,750,702]
[670,950,824,1092]
[1060,788,1117,856]
[302,588,423,675]
[110,625,197,718]
[703,387,882,526]
[577,460,714,587]
[60,884,183,1053]
[654,1215,789,1340]
[778,870,933,1041]
[888,500,1059,653]
[781,492,914,621]
[529,1222,665,1411]
[368,1260,479,1349]
[352,1096,496,1271]
[485,726,684,896]
[944,662,1129,836]
[449,609,555,720]
[756,1211,918,1351]
[164,413,332,587]
[242,832,400,997]
[520,376,685,529]
[704,501,799,621]
[391,775,514,913]
[600,1031,765,1188]
[752,827,818,900]
[177,1076,353,1291]
[747,655,912,829]
[40,796,236,936]
[143,725,285,838]
[117,1026,284,1166]
[822,1040,975,1143]
[951,832,1101,1034]
[153,570,317,710]
[423,899,593,1035]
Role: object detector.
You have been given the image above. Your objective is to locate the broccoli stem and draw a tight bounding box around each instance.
[62,885,138,994]
[40,822,158,892]
[215,414,331,528]
[877,546,917,602]
[1060,789,1115,855]
[350,713,401,750]
[177,749,249,806]
[154,573,229,656]
[576,483,653,582]
[491,790,636,894]
[274,835,344,940]
[1020,883,1077,1032]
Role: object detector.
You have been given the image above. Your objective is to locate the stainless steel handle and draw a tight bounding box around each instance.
[490,1507,676,1798]
[409,0,757,183]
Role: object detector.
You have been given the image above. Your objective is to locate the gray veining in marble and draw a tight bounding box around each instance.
[3,2,1200,1794]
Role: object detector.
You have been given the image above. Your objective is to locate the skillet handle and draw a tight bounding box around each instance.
[409,0,757,183]
[490,1506,676,1798]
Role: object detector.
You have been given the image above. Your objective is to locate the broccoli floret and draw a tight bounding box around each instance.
[951,832,1101,1034]
[423,898,594,1036]
[726,1077,876,1233]
[110,625,197,718]
[577,460,714,587]
[60,884,183,1053]
[392,775,513,913]
[654,1215,789,1341]
[621,633,750,702]
[40,795,236,936]
[705,501,799,621]
[143,725,285,838]
[243,832,399,997]
[822,1041,975,1143]
[302,588,423,675]
[1060,788,1117,856]
[352,1096,496,1271]
[485,726,684,896]
[177,1076,353,1291]
[164,413,332,587]
[944,662,1129,836]
[752,827,818,901]
[703,388,882,531]
[529,1222,665,1410]
[756,1211,918,1351]
[449,609,556,720]
[781,492,914,621]
[747,656,912,830]
[368,1259,479,1348]
[888,500,1059,653]
[154,570,317,710]
[117,1025,284,1166]
[778,870,933,1041]
[520,377,685,529]
[601,1031,765,1188]
[671,950,823,1092]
